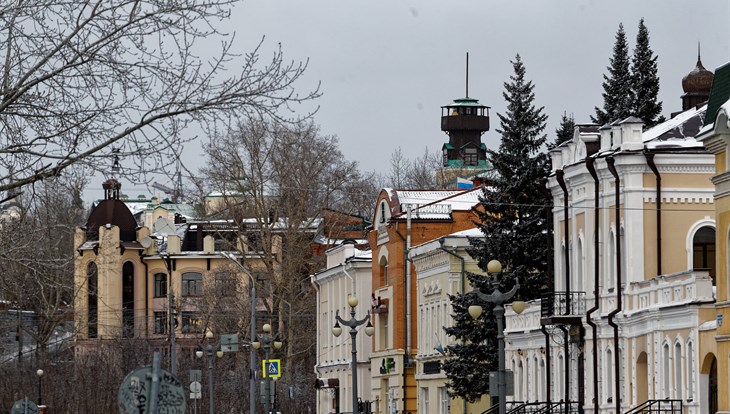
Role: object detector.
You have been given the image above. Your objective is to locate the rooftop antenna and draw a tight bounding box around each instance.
[465,52,469,98]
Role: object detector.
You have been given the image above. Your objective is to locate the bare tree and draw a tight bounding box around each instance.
[198,117,375,376]
[386,146,445,189]
[0,175,86,365]
[0,0,318,197]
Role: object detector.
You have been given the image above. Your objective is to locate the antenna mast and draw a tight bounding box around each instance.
[466,52,469,98]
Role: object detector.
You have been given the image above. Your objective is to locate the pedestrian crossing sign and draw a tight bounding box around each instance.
[263,359,281,378]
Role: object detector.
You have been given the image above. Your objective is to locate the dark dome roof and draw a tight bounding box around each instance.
[682,57,714,94]
[85,180,137,242]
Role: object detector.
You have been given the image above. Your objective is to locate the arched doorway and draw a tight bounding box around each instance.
[636,352,648,404]
[701,353,718,414]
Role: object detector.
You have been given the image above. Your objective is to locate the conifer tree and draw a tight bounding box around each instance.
[550,112,575,149]
[593,23,633,125]
[631,18,663,127]
[443,55,552,400]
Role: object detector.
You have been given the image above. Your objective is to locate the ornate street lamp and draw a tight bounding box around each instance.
[36,368,44,406]
[332,295,374,414]
[196,329,224,414]
[253,323,283,414]
[468,260,526,414]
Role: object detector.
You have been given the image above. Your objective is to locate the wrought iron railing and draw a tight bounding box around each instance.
[481,401,580,414]
[624,399,683,414]
[541,291,586,318]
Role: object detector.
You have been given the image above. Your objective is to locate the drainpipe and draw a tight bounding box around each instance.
[404,205,413,412]
[143,259,149,337]
[311,275,323,405]
[606,156,622,414]
[439,239,467,414]
[555,169,571,406]
[585,157,600,414]
[645,152,662,276]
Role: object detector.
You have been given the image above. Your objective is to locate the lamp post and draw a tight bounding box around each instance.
[253,323,282,414]
[468,260,526,414]
[196,329,224,414]
[221,251,257,414]
[332,295,374,414]
[36,368,44,406]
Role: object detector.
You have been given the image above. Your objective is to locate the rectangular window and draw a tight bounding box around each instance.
[182,272,203,296]
[154,273,167,298]
[154,311,167,334]
[216,272,237,297]
[181,311,202,333]
[439,387,450,414]
[464,148,478,166]
[421,387,429,413]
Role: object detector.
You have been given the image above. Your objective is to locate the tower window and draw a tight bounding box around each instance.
[464,148,478,166]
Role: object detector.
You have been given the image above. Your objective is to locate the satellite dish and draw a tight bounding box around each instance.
[140,236,153,248]
[153,216,177,236]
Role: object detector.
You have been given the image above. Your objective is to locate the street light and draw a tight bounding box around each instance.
[332,295,374,414]
[220,251,257,414]
[253,323,283,414]
[36,368,44,406]
[196,329,224,414]
[468,260,526,414]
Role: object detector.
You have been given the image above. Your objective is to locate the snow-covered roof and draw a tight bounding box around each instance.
[642,105,706,149]
[387,189,481,219]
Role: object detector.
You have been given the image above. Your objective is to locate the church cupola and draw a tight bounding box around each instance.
[440,54,490,168]
[681,44,714,111]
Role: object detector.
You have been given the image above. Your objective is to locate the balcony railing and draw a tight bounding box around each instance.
[540,292,586,324]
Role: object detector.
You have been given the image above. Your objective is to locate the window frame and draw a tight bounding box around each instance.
[182,272,203,297]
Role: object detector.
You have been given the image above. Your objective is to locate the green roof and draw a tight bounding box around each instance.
[704,61,730,126]
[442,143,454,150]
[442,96,489,108]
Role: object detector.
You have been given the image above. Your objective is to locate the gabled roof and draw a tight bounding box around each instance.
[383,188,481,220]
[704,61,730,126]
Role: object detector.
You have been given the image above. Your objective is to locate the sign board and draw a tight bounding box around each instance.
[220,334,239,352]
[118,366,186,414]
[488,370,514,396]
[11,398,38,414]
[189,369,202,382]
[263,359,281,379]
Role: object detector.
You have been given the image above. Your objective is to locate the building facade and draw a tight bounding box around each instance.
[367,188,481,414]
[410,228,490,414]
[505,78,719,413]
[312,243,373,414]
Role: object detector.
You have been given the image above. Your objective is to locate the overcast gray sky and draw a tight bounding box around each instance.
[89,0,730,199]
[227,0,730,172]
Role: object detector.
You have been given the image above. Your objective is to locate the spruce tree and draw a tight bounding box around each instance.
[550,112,575,149]
[593,23,633,125]
[443,55,552,400]
[631,18,663,127]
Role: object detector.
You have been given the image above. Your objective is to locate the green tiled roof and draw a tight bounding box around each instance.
[704,61,730,126]
[442,143,454,150]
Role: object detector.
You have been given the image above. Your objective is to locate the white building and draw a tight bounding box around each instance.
[312,243,373,414]
[505,107,717,414]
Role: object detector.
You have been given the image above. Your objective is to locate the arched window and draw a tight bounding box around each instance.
[663,343,671,398]
[87,262,98,338]
[674,342,683,400]
[122,262,135,338]
[576,237,584,292]
[540,358,546,401]
[608,230,616,292]
[561,243,567,290]
[533,356,539,402]
[606,348,614,402]
[379,257,389,285]
[687,341,695,400]
[557,354,564,400]
[692,226,716,285]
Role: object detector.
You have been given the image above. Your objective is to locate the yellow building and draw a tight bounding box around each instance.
[696,60,730,414]
[73,179,268,362]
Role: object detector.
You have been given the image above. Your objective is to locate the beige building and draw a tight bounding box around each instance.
[73,179,270,362]
[505,88,718,413]
[410,228,490,414]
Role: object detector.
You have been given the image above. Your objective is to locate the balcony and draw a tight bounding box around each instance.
[540,291,586,326]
